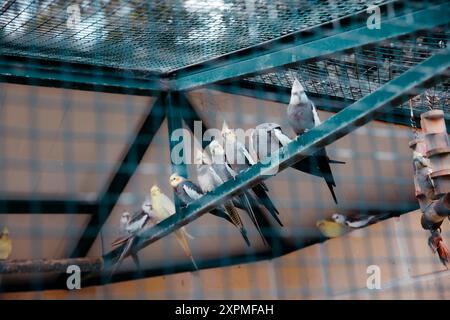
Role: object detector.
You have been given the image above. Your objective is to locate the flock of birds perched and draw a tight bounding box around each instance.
[109,79,388,272]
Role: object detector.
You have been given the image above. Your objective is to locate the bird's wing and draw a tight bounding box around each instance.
[197,167,215,192]
[126,214,148,233]
[238,143,257,166]
[209,165,226,185]
[160,193,176,215]
[248,130,259,162]
[224,163,237,178]
[311,101,322,126]
[183,183,203,200]
[273,128,292,147]
[129,210,146,224]
[345,216,375,228]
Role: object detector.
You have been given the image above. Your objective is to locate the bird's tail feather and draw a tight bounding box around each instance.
[247,194,277,248]
[223,203,251,246]
[175,230,198,270]
[111,235,133,247]
[240,193,268,246]
[326,181,338,205]
[290,158,323,178]
[181,227,195,240]
[252,184,283,226]
[240,229,251,247]
[436,240,450,268]
[315,151,338,204]
[329,159,346,164]
[110,236,135,276]
[224,202,244,229]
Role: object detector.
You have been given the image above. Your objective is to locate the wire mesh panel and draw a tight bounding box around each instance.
[0,0,449,300]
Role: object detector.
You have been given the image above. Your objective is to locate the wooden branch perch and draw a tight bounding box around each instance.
[0,257,103,274]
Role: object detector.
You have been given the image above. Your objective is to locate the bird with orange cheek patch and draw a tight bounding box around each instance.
[170,173,250,246]
[428,229,450,268]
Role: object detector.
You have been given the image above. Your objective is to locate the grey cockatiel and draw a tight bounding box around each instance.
[111,201,154,273]
[169,173,251,246]
[221,122,283,226]
[287,78,341,203]
[251,122,342,180]
[206,140,276,246]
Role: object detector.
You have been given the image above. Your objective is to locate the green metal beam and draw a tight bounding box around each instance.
[69,98,166,259]
[165,92,189,179]
[0,199,97,214]
[179,93,211,150]
[0,55,164,94]
[103,48,450,267]
[172,3,450,91]
[209,81,450,131]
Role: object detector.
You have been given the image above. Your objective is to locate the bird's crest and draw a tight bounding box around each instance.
[291,78,304,95]
[221,120,236,140]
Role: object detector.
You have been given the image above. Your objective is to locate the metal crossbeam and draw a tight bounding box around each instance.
[0,199,97,214]
[165,92,189,179]
[179,93,211,150]
[172,3,450,91]
[0,55,164,95]
[210,81,450,130]
[103,48,450,267]
[69,98,166,258]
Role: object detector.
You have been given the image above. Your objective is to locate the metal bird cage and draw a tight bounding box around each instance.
[0,0,449,299]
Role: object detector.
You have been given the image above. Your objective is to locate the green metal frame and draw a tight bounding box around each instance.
[0,55,164,94]
[210,80,450,131]
[171,3,450,91]
[0,1,449,291]
[69,98,166,259]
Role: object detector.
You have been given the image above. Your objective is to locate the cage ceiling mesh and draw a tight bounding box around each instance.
[0,0,388,73]
[245,27,450,115]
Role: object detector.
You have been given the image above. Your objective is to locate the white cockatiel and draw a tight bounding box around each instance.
[150,185,198,270]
